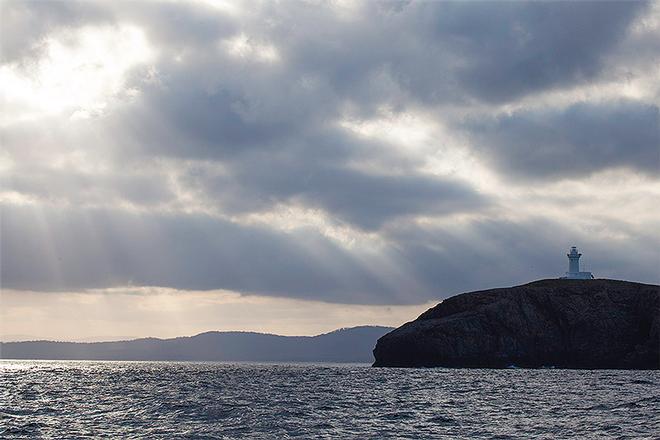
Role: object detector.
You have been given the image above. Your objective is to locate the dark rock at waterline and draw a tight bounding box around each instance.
[373,279,659,369]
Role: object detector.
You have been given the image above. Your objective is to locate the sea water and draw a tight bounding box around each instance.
[1,360,658,439]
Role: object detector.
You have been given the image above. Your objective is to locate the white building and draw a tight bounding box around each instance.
[561,246,594,279]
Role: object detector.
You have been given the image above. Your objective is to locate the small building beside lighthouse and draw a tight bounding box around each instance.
[561,246,594,279]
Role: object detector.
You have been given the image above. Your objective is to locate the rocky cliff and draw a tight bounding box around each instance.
[373,279,659,369]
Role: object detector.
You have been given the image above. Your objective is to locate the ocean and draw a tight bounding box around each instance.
[1,360,658,439]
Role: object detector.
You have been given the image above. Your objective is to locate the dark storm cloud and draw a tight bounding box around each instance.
[95,0,655,194]
[118,67,313,159]
[465,100,660,179]
[101,0,653,181]
[1,165,174,207]
[0,0,235,62]
[109,0,650,159]
[248,166,482,231]
[165,120,485,230]
[255,0,648,106]
[384,217,660,298]
[0,203,404,304]
[4,0,650,115]
[431,1,646,102]
[189,160,485,230]
[3,203,658,304]
[104,51,487,229]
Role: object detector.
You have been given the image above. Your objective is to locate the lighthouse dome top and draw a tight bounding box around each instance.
[561,246,594,280]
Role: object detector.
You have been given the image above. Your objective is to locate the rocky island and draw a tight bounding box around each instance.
[373,279,659,369]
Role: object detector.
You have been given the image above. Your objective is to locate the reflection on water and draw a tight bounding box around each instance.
[1,360,658,438]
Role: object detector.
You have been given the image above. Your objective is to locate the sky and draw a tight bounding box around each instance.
[1,0,659,341]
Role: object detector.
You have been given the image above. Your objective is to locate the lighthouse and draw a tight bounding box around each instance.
[561,246,594,279]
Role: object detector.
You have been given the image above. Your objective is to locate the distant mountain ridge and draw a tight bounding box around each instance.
[0,326,393,363]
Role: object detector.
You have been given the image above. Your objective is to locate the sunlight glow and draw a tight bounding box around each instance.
[222,33,280,63]
[234,203,378,248]
[0,24,154,125]
[192,0,244,16]
[339,111,435,150]
[0,288,435,341]
[338,111,502,192]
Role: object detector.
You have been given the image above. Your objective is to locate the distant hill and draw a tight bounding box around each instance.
[373,279,659,369]
[0,326,393,363]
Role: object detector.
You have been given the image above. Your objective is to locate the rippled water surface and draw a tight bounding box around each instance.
[1,361,658,439]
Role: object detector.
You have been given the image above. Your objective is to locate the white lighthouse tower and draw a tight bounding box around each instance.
[561,246,594,279]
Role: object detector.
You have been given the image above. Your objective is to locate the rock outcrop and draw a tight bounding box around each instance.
[373,279,659,369]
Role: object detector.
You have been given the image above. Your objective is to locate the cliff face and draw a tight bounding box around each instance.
[373,279,659,369]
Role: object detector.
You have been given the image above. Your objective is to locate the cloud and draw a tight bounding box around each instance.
[98,0,652,160]
[438,1,648,102]
[1,0,658,310]
[0,0,236,63]
[3,202,658,304]
[241,165,483,230]
[181,137,486,230]
[464,100,659,180]
[0,0,109,62]
[0,203,405,303]
[1,165,174,207]
[384,216,660,296]
[251,1,648,106]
